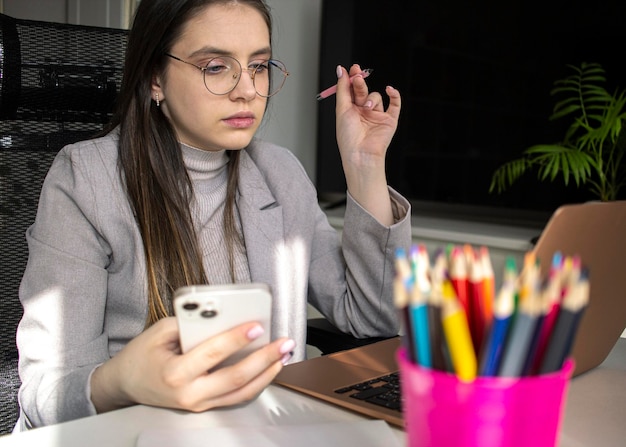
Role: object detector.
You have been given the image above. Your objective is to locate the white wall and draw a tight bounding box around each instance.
[3,0,129,28]
[66,0,129,29]
[257,0,322,181]
[3,0,67,23]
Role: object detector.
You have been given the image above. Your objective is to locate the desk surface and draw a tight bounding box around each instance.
[2,339,625,447]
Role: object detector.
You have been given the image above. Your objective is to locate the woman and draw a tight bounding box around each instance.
[16,0,411,429]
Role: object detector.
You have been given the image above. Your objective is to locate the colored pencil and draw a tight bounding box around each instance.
[393,248,416,363]
[539,267,589,374]
[449,246,470,317]
[427,280,449,371]
[429,248,451,371]
[498,285,542,377]
[409,284,432,368]
[406,245,432,367]
[430,248,448,293]
[467,247,487,353]
[410,244,431,296]
[441,280,477,381]
[518,251,539,304]
[479,246,496,328]
[529,252,564,374]
[520,305,547,376]
[478,272,516,376]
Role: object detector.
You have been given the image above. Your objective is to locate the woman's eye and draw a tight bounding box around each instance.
[250,61,270,73]
[205,59,231,74]
[206,64,228,74]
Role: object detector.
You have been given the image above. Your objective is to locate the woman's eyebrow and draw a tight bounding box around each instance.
[188,46,272,59]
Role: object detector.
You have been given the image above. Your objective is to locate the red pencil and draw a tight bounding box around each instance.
[530,252,564,373]
[449,246,470,318]
[467,247,487,352]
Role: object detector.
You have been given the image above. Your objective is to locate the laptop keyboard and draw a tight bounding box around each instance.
[334,372,403,412]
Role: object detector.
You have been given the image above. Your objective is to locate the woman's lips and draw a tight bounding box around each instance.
[223,113,255,129]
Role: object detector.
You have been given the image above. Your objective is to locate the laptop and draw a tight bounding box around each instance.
[532,200,626,376]
[274,200,626,427]
[274,337,404,427]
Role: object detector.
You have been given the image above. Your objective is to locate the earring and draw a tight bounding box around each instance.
[155,93,160,107]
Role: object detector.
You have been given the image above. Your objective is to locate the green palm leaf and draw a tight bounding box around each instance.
[490,61,626,201]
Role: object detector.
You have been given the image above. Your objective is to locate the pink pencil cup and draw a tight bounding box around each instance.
[397,348,574,447]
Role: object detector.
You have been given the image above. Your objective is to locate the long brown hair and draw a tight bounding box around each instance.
[107,0,273,326]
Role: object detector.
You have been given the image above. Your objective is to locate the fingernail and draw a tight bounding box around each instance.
[336,65,343,79]
[246,325,265,340]
[364,100,373,109]
[281,351,293,365]
[280,339,296,355]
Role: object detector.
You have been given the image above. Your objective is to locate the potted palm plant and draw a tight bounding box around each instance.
[490,62,626,201]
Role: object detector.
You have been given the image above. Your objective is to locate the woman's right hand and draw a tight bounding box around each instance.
[90,317,295,413]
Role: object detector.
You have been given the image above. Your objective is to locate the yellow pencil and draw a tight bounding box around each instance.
[441,280,477,381]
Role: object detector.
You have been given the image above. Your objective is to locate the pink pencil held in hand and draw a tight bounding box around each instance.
[316,68,373,100]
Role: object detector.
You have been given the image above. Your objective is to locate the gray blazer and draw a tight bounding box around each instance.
[16,130,412,427]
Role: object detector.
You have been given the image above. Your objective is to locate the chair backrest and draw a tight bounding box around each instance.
[0,13,128,434]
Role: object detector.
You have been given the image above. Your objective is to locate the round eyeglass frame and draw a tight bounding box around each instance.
[165,53,289,98]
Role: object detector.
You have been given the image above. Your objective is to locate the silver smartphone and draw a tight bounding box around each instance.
[173,283,272,367]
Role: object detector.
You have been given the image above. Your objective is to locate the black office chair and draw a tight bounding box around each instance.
[306,318,394,355]
[0,13,128,434]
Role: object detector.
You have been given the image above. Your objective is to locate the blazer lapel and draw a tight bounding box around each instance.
[236,151,284,287]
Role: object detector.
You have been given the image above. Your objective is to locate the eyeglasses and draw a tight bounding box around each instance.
[165,54,289,98]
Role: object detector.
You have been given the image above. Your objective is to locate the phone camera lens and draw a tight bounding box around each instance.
[182,302,198,311]
[201,309,218,318]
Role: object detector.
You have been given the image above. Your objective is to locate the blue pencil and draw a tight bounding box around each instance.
[409,285,432,368]
[479,275,515,376]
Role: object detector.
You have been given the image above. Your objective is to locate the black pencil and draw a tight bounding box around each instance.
[427,291,448,371]
[539,268,590,374]
[429,249,453,371]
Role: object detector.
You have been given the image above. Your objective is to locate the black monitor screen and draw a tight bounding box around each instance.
[316,0,626,224]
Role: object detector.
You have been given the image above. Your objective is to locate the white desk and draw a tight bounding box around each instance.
[1,339,625,447]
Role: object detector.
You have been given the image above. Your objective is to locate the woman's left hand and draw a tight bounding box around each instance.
[334,64,402,226]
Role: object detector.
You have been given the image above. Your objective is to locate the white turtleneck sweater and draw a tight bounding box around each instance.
[181,144,251,284]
